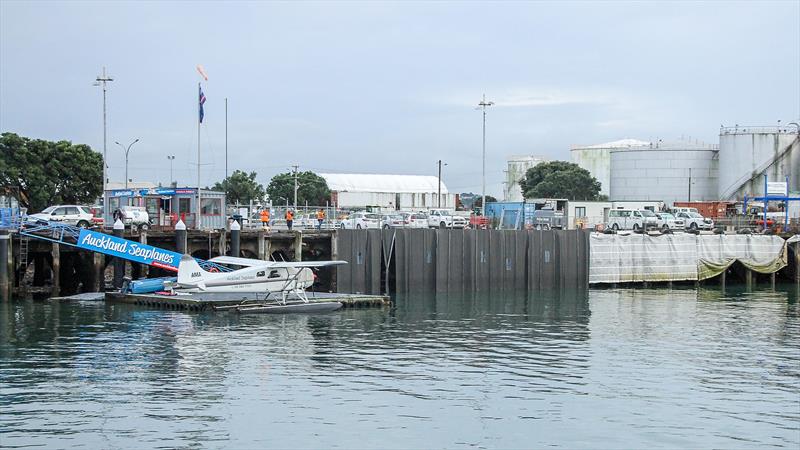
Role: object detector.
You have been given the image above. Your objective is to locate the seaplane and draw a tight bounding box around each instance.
[175,254,347,313]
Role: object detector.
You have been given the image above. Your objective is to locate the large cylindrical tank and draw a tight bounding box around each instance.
[505,155,547,201]
[609,143,718,206]
[718,127,799,200]
[571,139,651,196]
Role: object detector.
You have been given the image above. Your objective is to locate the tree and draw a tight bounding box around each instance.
[212,170,265,205]
[519,161,602,201]
[0,132,103,212]
[266,171,331,207]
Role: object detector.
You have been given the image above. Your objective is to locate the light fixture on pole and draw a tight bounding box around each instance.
[167,155,176,185]
[477,94,494,217]
[437,160,448,208]
[115,139,140,195]
[93,67,113,219]
[291,165,299,210]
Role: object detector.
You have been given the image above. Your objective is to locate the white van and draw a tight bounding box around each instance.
[606,209,659,231]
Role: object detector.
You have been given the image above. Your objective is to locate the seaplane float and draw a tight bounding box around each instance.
[125,254,347,314]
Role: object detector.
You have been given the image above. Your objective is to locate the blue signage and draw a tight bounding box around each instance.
[77,229,182,272]
[111,190,135,197]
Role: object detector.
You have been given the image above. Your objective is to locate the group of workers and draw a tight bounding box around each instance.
[258,208,326,231]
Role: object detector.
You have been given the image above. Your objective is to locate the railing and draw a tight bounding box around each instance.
[14,217,232,272]
[720,125,800,135]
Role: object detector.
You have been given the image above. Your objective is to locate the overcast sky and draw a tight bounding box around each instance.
[1,1,798,197]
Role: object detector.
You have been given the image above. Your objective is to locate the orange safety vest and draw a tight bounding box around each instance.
[286,211,294,220]
[316,210,325,220]
[260,210,269,222]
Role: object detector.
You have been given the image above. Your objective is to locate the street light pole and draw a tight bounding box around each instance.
[477,94,494,217]
[437,160,448,208]
[115,139,140,198]
[94,67,113,219]
[167,155,175,185]
[291,165,299,210]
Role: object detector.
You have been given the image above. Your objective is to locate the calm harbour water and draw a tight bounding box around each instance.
[1,287,799,449]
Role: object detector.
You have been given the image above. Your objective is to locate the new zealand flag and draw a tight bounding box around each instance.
[199,86,206,123]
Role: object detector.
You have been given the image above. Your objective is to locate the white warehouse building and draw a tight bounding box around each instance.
[320,173,456,210]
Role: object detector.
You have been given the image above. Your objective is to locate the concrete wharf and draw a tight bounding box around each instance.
[1,228,798,301]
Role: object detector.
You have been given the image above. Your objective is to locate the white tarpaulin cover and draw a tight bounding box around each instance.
[590,233,797,284]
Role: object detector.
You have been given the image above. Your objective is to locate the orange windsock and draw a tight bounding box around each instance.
[196,65,208,81]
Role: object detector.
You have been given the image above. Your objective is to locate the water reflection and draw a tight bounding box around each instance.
[1,286,798,449]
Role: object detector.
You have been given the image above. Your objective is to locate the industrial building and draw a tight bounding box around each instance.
[319,173,456,210]
[717,125,799,200]
[104,183,227,229]
[504,155,548,202]
[571,139,650,197]
[608,141,719,206]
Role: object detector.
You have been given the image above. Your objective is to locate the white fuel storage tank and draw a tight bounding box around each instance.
[717,126,799,200]
[608,141,719,207]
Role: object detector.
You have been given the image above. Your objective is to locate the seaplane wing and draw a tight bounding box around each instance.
[208,255,347,268]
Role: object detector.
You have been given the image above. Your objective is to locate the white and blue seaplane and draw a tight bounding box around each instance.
[173,255,347,314]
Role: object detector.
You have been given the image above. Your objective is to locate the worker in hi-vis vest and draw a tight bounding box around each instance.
[286,209,294,231]
[316,209,325,230]
[260,209,270,229]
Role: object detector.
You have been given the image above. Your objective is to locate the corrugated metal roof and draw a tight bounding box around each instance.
[319,173,448,194]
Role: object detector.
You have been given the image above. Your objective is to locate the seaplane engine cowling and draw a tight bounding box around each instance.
[297,267,315,289]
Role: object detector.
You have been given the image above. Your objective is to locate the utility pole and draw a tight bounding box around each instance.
[477,94,494,217]
[437,160,447,208]
[292,165,299,210]
[688,168,692,202]
[94,67,113,220]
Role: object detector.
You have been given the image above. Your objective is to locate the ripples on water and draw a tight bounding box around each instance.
[1,286,798,449]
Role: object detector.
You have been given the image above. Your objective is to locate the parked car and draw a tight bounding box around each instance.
[381,214,406,229]
[28,205,94,228]
[120,206,151,231]
[529,209,565,230]
[606,209,659,231]
[341,212,381,229]
[407,213,429,228]
[655,212,684,231]
[426,209,467,228]
[294,213,318,229]
[676,211,714,231]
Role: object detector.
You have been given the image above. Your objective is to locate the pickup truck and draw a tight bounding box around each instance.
[427,209,468,229]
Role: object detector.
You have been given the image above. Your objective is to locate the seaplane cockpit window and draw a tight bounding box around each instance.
[268,270,281,279]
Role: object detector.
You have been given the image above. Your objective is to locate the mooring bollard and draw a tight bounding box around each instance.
[230,220,240,257]
[0,230,9,301]
[175,219,187,254]
[113,219,125,289]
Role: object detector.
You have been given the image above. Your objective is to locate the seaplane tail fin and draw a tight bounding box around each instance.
[177,254,206,286]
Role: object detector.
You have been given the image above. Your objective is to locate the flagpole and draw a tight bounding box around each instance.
[225,97,228,180]
[197,82,201,230]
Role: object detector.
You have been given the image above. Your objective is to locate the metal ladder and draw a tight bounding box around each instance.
[18,235,29,269]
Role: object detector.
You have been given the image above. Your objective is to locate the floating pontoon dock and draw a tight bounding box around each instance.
[105,291,390,311]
